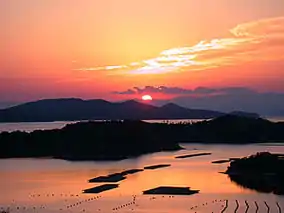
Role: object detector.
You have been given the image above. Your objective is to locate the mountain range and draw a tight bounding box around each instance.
[115,87,284,116]
[0,98,259,123]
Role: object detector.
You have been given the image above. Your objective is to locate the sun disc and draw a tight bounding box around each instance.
[142,95,153,101]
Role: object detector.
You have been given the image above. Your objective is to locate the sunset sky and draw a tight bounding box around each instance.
[1,0,284,103]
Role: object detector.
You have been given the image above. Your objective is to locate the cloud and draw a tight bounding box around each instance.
[113,89,136,95]
[113,86,255,96]
[75,16,284,75]
[230,17,284,37]
[114,86,284,115]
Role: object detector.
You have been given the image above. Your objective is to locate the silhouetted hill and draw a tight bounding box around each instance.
[226,152,284,195]
[229,111,259,118]
[0,120,182,160]
[0,115,284,161]
[158,103,222,118]
[185,115,281,143]
[150,87,284,116]
[0,98,225,122]
[0,99,113,122]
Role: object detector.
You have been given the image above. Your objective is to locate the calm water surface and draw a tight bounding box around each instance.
[0,144,284,213]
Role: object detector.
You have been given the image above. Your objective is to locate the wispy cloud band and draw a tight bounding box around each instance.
[75,16,284,75]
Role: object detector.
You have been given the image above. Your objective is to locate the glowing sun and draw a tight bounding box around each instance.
[141,95,153,101]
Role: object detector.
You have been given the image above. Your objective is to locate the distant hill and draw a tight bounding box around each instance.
[0,98,227,122]
[0,102,18,109]
[229,111,259,118]
[152,91,284,117]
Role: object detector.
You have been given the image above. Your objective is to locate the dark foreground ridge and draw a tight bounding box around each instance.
[0,98,259,122]
[143,186,199,195]
[0,115,284,161]
[226,152,284,195]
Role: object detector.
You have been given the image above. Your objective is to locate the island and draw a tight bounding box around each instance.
[0,115,284,161]
[0,120,182,161]
[225,152,284,195]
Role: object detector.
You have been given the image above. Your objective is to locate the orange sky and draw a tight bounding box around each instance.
[1,0,284,102]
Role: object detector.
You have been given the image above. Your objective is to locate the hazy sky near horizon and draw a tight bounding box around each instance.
[1,0,284,102]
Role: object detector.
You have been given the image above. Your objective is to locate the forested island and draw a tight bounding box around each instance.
[0,115,284,161]
[226,152,284,195]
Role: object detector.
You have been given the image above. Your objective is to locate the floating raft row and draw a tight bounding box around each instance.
[89,169,144,183]
[143,164,171,170]
[212,159,231,164]
[89,174,126,183]
[120,169,144,176]
[175,152,212,159]
[143,186,199,195]
[89,165,171,183]
[83,184,119,194]
[86,165,173,194]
